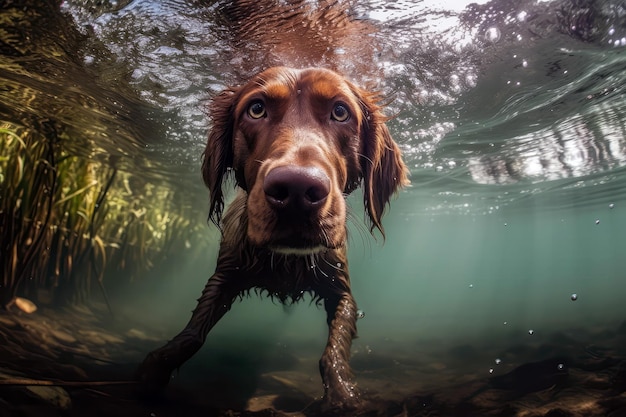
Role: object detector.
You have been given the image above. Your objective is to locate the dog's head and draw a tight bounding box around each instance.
[202,67,409,254]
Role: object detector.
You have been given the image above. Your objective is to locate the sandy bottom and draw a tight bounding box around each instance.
[0,304,625,416]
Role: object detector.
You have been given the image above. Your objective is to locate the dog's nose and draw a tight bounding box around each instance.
[264,166,330,211]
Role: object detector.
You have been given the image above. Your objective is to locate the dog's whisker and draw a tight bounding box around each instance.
[310,252,329,279]
[314,253,329,278]
[306,253,318,280]
[356,152,374,167]
[322,256,345,272]
[320,227,331,250]
[347,208,372,255]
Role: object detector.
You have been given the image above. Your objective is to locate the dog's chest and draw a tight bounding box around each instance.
[249,251,349,302]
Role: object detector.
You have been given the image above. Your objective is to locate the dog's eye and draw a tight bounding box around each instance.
[247,101,266,119]
[331,104,350,122]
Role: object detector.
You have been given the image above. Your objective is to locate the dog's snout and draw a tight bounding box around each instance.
[264,166,330,211]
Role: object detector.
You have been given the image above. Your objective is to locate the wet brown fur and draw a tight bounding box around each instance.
[136,66,408,412]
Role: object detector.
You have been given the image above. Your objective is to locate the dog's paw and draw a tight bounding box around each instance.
[134,350,176,397]
[321,390,362,415]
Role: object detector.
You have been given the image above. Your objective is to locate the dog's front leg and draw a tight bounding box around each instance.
[136,271,243,392]
[319,291,360,410]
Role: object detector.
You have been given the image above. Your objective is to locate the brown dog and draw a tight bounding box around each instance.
[137,66,409,411]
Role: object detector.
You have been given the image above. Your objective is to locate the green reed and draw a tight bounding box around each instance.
[0,122,203,310]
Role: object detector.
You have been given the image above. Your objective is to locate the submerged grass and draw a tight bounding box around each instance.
[0,122,203,310]
[0,1,207,311]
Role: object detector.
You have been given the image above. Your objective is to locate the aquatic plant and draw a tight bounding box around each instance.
[0,122,205,310]
[0,2,208,311]
[0,123,57,308]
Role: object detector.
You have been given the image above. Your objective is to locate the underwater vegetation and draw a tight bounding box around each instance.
[0,123,201,309]
[0,2,205,311]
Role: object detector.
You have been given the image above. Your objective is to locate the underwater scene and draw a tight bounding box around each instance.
[1,0,625,416]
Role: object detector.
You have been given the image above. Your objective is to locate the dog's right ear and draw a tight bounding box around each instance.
[202,87,239,226]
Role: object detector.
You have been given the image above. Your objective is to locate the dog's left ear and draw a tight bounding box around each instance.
[202,87,239,226]
[356,88,410,238]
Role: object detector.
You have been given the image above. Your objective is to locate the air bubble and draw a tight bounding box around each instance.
[485,27,501,43]
[595,219,600,225]
[570,293,578,301]
[495,358,502,365]
[528,329,534,335]
[356,310,365,319]
[609,203,615,209]
[557,363,565,370]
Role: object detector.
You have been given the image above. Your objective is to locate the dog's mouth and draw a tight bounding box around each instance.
[266,231,336,255]
[268,244,327,255]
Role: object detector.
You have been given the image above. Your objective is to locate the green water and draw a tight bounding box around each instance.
[125,187,625,373]
[357,197,625,341]
[246,202,619,329]
[60,0,626,361]
[1,0,626,412]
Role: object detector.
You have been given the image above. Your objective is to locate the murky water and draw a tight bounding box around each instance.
[1,0,626,415]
